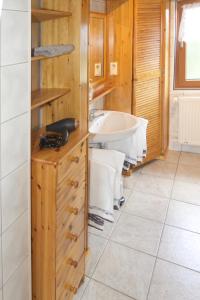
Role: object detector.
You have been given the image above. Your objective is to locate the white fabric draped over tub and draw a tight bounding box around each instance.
[89,149,125,231]
[88,118,148,231]
[105,117,148,170]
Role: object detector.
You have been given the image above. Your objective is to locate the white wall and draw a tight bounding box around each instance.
[169,1,200,153]
[0,1,31,300]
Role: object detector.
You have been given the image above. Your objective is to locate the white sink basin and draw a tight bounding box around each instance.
[89,110,140,143]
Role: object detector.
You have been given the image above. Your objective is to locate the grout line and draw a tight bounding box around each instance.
[91,278,137,300]
[120,209,168,225]
[86,234,109,278]
[0,110,29,126]
[0,161,28,181]
[1,208,29,236]
[158,256,200,276]
[2,8,29,13]
[146,158,180,299]
[87,211,123,279]
[105,239,158,259]
[2,255,29,288]
[164,223,200,237]
[78,276,91,300]
[0,61,29,68]
[170,197,200,206]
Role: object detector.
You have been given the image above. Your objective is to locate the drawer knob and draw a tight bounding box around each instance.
[70,181,79,189]
[66,232,78,242]
[65,284,77,295]
[68,258,78,268]
[68,207,79,215]
[71,156,79,163]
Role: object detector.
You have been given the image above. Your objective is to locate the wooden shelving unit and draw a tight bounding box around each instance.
[91,86,116,102]
[32,8,72,22]
[31,1,89,297]
[31,88,71,110]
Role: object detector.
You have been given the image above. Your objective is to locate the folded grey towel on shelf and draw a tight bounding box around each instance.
[32,44,75,57]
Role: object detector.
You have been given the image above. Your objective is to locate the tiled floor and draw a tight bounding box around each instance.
[75,151,200,300]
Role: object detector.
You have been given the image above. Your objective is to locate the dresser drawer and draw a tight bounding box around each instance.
[56,207,85,259]
[56,230,85,278]
[57,182,85,241]
[57,140,87,184]
[56,253,85,300]
[57,162,86,212]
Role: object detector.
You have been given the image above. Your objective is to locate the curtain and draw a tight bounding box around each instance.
[178,3,200,45]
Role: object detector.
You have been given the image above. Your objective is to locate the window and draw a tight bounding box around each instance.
[175,0,200,89]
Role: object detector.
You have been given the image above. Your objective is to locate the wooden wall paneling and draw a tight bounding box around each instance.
[161,0,170,154]
[80,0,89,133]
[133,0,163,162]
[105,0,133,113]
[36,0,88,130]
[31,0,41,129]
[89,12,107,83]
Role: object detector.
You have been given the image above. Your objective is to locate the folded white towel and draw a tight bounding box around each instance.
[89,149,125,201]
[32,44,75,57]
[89,160,116,231]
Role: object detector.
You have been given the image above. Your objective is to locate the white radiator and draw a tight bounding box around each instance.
[179,97,200,146]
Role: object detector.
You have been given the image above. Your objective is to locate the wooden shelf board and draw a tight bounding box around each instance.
[32,127,89,164]
[91,86,116,102]
[31,53,69,62]
[32,8,72,22]
[31,88,71,110]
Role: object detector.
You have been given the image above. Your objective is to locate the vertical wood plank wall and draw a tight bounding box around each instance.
[133,0,163,161]
[105,0,133,113]
[161,0,170,154]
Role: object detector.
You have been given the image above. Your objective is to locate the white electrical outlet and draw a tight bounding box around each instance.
[110,62,118,75]
[94,63,102,76]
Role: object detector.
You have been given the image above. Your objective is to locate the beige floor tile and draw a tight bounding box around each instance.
[74,277,90,300]
[93,241,155,300]
[179,152,200,168]
[134,174,173,198]
[123,169,141,189]
[124,191,169,223]
[111,213,163,256]
[88,211,121,239]
[82,280,133,300]
[166,200,200,233]
[86,234,108,277]
[163,150,180,163]
[172,180,200,206]
[148,259,200,300]
[141,160,177,179]
[158,225,200,272]
[176,164,200,185]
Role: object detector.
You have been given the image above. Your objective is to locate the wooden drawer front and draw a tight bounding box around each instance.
[57,182,85,238]
[57,162,86,212]
[56,254,85,300]
[56,230,85,278]
[56,207,85,260]
[57,140,87,183]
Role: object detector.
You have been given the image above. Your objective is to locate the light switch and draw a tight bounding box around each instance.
[110,62,118,75]
[94,63,102,76]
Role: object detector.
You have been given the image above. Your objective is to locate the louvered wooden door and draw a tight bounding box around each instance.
[133,0,163,162]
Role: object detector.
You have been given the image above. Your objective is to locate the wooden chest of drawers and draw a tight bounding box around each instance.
[31,132,88,300]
